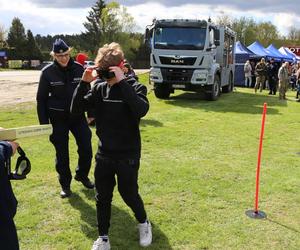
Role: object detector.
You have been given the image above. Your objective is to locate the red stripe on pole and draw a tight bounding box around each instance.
[255,103,267,213]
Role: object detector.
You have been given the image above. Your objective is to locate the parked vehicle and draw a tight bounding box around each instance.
[84,60,95,69]
[35,61,52,70]
[145,18,236,100]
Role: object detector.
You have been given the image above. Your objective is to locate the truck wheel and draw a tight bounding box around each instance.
[222,73,233,93]
[154,85,170,99]
[206,75,220,101]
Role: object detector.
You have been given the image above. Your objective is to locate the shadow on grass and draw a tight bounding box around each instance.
[140,118,163,127]
[162,89,290,115]
[267,218,300,234]
[69,192,172,249]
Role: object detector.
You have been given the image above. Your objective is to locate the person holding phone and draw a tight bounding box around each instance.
[71,42,152,250]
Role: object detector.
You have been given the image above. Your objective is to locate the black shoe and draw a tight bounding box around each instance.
[60,188,72,198]
[74,175,94,189]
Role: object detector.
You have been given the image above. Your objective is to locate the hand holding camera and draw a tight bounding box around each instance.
[107,66,125,85]
[82,67,97,83]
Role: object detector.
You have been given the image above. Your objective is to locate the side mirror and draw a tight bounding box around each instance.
[214,29,220,46]
[144,28,150,44]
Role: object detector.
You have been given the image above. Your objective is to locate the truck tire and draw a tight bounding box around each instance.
[154,84,170,99]
[222,73,233,93]
[206,75,220,101]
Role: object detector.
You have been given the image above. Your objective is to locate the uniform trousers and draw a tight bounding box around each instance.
[49,115,92,189]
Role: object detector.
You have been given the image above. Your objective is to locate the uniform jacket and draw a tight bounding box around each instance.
[71,77,149,159]
[267,63,278,79]
[36,59,91,124]
[278,66,289,81]
[255,62,267,77]
[0,141,17,221]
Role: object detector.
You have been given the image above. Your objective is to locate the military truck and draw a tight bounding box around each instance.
[145,19,236,100]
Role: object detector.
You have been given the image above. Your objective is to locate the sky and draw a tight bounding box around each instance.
[0,0,300,37]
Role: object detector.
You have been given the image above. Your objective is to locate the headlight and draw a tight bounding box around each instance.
[196,73,207,79]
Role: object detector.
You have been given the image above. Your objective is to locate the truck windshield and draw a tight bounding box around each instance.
[153,27,206,50]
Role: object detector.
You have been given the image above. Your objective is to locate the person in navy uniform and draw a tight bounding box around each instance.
[36,39,94,198]
[71,42,152,250]
[267,58,278,95]
[0,140,19,250]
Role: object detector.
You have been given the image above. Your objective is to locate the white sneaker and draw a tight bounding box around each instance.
[138,220,152,247]
[91,237,111,250]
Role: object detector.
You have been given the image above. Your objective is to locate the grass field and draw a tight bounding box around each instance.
[1,74,300,249]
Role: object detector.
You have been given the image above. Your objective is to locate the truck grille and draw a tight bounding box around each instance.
[161,68,193,83]
[159,56,196,65]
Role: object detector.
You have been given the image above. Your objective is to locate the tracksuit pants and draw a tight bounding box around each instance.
[94,154,147,235]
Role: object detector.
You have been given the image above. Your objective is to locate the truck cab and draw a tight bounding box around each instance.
[145,19,235,100]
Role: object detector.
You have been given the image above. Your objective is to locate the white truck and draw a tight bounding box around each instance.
[145,19,236,100]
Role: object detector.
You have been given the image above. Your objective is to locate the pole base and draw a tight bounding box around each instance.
[245,210,267,219]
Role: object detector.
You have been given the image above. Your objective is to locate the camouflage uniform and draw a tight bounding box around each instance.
[254,60,267,92]
[278,64,289,100]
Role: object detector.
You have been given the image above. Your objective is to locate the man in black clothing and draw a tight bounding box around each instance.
[36,38,94,198]
[267,58,278,95]
[71,42,152,250]
[0,140,19,250]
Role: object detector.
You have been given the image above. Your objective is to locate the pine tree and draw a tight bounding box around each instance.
[25,30,42,60]
[83,0,106,52]
[7,17,27,59]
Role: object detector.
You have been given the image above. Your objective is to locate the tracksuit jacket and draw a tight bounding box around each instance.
[71,77,149,159]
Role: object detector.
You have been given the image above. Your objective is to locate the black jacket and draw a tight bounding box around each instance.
[267,63,278,79]
[0,141,17,221]
[36,59,91,124]
[71,78,149,159]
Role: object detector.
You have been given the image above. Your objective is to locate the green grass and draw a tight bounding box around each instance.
[1,74,300,249]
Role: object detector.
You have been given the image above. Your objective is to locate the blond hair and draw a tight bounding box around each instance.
[95,42,124,70]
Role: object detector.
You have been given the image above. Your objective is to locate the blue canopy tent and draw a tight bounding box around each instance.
[234,41,260,86]
[279,47,300,62]
[248,41,282,61]
[267,44,293,62]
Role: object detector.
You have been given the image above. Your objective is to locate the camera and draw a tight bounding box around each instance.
[96,68,115,79]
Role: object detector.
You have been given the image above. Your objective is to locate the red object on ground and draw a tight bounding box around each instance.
[254,103,267,213]
[76,53,88,66]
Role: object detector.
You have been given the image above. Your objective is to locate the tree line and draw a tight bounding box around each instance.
[1,1,300,68]
[215,15,300,48]
[0,0,150,68]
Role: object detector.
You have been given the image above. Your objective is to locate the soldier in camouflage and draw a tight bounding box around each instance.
[278,62,290,100]
[254,58,268,93]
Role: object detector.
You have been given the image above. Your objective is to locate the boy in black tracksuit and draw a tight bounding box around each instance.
[71,42,152,249]
[36,38,93,198]
[0,141,19,250]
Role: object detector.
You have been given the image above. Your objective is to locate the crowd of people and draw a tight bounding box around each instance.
[244,58,300,100]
